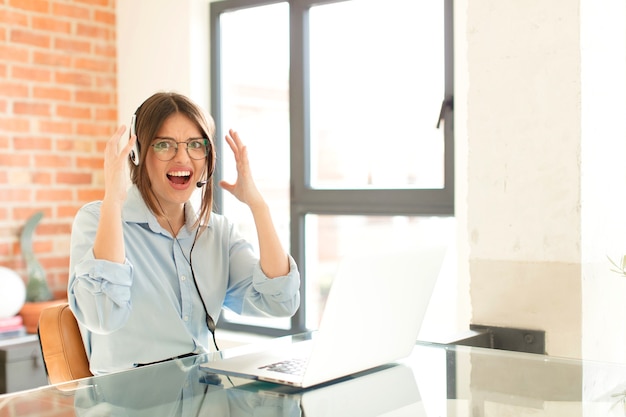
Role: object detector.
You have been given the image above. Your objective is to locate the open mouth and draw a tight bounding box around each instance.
[167,170,191,185]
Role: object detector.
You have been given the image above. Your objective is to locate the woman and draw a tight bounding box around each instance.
[68,92,300,375]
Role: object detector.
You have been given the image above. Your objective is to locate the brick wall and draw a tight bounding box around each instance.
[0,0,117,299]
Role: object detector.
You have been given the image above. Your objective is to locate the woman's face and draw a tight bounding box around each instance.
[146,112,206,213]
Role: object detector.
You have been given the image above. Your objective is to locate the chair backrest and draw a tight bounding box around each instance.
[38,303,92,385]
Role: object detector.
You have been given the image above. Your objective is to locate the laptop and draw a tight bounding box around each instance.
[203,246,446,388]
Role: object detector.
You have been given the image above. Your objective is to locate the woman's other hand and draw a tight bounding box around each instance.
[103,125,135,204]
[219,129,264,209]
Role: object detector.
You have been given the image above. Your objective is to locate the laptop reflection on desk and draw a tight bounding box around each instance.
[227,363,426,417]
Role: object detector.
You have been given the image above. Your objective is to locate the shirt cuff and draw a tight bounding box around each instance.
[252,255,300,301]
[74,252,134,287]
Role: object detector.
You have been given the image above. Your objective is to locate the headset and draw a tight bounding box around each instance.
[129,114,140,166]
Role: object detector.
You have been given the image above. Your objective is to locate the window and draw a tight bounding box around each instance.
[211,0,454,336]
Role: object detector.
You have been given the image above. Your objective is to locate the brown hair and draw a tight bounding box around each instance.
[129,92,216,227]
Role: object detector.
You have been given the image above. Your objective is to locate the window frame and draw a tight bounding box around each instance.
[210,0,454,336]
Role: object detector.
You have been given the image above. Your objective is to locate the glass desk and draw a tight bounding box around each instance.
[2,333,626,416]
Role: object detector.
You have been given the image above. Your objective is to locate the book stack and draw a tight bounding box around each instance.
[0,315,27,340]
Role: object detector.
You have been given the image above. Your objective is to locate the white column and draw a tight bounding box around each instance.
[463,0,583,358]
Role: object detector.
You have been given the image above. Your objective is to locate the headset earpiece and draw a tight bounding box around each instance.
[129,114,140,166]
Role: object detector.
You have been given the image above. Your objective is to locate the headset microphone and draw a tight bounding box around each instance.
[196,180,208,188]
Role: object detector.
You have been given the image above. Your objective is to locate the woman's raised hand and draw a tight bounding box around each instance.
[102,125,135,204]
[219,129,264,209]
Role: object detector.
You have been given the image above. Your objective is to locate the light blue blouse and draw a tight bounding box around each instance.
[68,186,300,375]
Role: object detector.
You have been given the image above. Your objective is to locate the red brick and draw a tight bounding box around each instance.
[33,239,54,253]
[0,82,29,97]
[95,107,117,121]
[8,0,50,13]
[38,119,73,134]
[56,138,94,152]
[76,22,112,40]
[56,104,92,119]
[33,51,72,67]
[35,188,73,202]
[75,90,111,104]
[54,37,91,54]
[40,255,71,269]
[0,242,11,257]
[0,188,32,201]
[13,101,51,116]
[76,156,103,169]
[74,57,114,72]
[95,74,116,89]
[4,258,24,273]
[7,170,34,186]
[0,44,29,62]
[57,204,81,218]
[76,122,112,136]
[31,16,72,34]
[11,65,52,82]
[0,9,29,26]
[12,207,53,222]
[94,139,107,152]
[14,136,52,150]
[0,152,30,166]
[33,86,72,101]
[51,285,69,300]
[0,117,30,132]
[94,9,115,25]
[56,172,92,185]
[55,71,92,86]
[33,154,72,168]
[32,171,53,185]
[94,43,116,58]
[77,188,104,202]
[36,222,73,236]
[51,2,90,19]
[10,28,51,48]
[75,0,110,6]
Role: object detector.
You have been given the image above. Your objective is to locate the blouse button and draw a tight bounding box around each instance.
[181,275,186,281]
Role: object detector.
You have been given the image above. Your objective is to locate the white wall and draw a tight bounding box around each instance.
[116,0,210,124]
[580,0,626,363]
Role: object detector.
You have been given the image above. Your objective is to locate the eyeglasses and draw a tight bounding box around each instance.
[150,138,209,161]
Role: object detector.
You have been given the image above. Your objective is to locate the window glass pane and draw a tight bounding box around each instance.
[218,3,290,330]
[309,0,445,189]
[304,214,455,330]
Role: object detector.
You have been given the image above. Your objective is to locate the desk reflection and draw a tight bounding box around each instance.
[7,341,625,416]
[72,355,423,417]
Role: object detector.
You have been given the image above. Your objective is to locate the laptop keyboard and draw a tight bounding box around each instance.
[259,358,307,376]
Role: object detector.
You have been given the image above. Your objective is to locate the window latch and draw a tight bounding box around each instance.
[436,98,453,129]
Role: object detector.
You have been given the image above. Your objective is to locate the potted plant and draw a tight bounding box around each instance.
[609,255,626,277]
[18,212,65,333]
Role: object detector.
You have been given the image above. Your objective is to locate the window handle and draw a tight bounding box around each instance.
[436,98,453,129]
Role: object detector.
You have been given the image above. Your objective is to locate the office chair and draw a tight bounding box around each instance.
[38,303,92,385]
